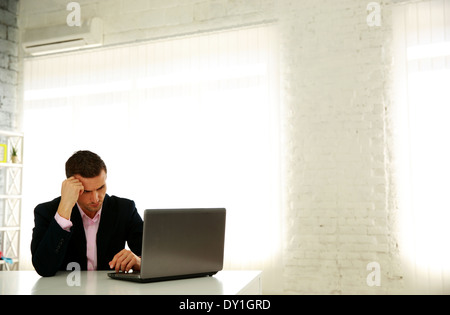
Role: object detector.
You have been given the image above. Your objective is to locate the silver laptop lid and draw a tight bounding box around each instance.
[140,208,226,279]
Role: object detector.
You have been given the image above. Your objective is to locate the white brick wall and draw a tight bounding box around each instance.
[0,0,19,131]
[278,0,404,294]
[17,0,406,294]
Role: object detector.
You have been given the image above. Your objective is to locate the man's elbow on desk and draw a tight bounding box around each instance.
[32,259,59,277]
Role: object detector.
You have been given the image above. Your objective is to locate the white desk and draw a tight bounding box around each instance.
[0,270,262,295]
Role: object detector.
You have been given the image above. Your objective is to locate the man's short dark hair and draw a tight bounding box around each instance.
[65,150,107,178]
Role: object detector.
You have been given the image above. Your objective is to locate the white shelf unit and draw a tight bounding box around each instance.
[0,130,23,271]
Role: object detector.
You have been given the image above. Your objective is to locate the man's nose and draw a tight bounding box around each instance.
[91,190,99,202]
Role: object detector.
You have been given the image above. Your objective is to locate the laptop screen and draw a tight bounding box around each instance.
[140,208,226,279]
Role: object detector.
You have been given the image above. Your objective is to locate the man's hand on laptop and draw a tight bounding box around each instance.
[109,249,141,273]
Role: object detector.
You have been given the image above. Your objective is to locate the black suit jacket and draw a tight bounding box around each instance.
[31,194,143,277]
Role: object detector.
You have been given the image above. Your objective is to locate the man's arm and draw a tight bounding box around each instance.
[107,199,143,273]
[30,177,84,277]
[31,201,73,277]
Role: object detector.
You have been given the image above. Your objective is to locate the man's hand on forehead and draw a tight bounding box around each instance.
[57,176,85,220]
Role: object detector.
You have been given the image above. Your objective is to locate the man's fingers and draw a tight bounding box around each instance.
[68,177,84,194]
[121,255,133,272]
[109,250,137,273]
[110,249,128,272]
[117,253,127,272]
[58,177,85,219]
[117,254,132,272]
[109,250,121,270]
[109,251,120,269]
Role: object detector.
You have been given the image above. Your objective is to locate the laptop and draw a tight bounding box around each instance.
[108,208,226,283]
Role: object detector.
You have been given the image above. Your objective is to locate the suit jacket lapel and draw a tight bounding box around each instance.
[96,194,113,267]
[69,204,87,269]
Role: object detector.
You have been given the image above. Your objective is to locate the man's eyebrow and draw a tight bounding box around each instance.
[84,185,105,193]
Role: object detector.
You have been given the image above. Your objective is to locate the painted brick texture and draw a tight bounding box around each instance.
[278,0,403,294]
[0,0,18,130]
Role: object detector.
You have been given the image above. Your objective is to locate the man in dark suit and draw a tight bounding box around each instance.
[31,150,143,277]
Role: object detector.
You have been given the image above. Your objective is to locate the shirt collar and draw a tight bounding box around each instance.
[77,203,102,223]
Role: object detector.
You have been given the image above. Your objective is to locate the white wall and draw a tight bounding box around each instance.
[17,0,406,294]
[278,0,403,294]
[0,0,19,130]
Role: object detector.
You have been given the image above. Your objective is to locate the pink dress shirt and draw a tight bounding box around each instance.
[54,204,102,271]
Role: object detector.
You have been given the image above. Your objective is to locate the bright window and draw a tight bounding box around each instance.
[393,0,450,294]
[20,25,282,292]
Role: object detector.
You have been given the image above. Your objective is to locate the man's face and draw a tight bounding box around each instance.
[75,170,107,217]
